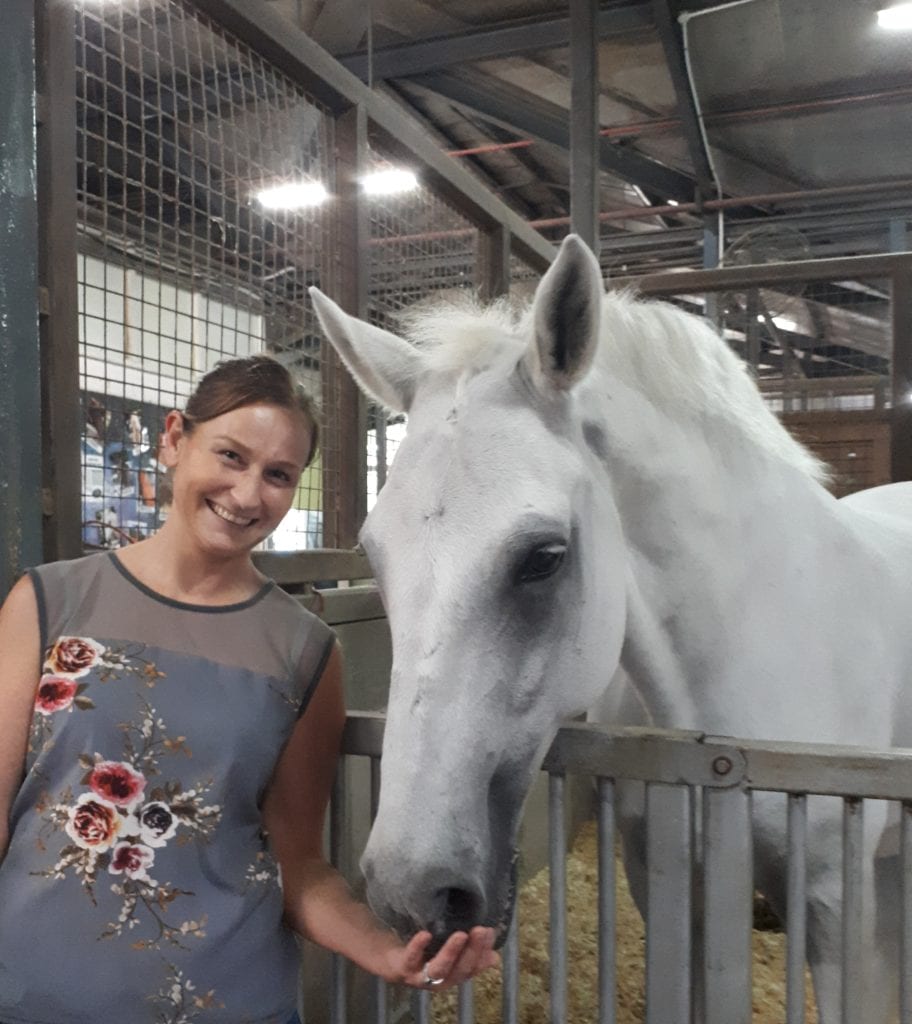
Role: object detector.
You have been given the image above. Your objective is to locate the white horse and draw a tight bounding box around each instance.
[310,235,912,1023]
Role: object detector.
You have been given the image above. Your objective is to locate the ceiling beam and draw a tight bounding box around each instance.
[338,3,654,81]
[409,67,697,202]
[650,0,715,200]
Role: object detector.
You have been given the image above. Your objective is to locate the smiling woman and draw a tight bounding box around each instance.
[0,353,499,1024]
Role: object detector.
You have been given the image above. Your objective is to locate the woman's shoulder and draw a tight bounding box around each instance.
[28,551,114,587]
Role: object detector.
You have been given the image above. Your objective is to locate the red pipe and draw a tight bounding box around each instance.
[528,179,912,230]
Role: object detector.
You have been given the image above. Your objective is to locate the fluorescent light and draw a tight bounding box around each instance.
[666,199,680,207]
[772,315,798,331]
[878,3,912,28]
[256,181,328,210]
[362,168,419,196]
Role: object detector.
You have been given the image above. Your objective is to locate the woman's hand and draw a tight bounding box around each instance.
[385,926,500,991]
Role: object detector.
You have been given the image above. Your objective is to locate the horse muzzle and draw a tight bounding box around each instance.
[362,845,519,955]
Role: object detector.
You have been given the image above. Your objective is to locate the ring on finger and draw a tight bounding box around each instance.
[422,964,445,988]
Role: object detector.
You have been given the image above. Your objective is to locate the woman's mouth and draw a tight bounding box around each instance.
[207,500,256,528]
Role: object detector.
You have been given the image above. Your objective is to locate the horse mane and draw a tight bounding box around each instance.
[396,289,829,485]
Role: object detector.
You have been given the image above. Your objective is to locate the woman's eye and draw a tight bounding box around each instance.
[268,469,292,484]
[219,449,240,462]
[517,543,567,583]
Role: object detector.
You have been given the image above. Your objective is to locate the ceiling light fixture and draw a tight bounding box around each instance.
[256,181,328,210]
[877,3,912,29]
[362,168,419,196]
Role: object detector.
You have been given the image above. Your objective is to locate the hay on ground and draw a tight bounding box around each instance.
[430,819,818,1023]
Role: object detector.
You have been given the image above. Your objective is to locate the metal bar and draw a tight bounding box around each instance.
[344,712,912,800]
[841,798,864,1024]
[902,802,912,1024]
[890,261,912,482]
[188,0,555,270]
[890,217,909,254]
[370,757,387,1024]
[338,6,655,81]
[627,251,912,297]
[35,0,81,564]
[330,768,347,1024]
[549,772,568,1024]
[646,783,691,1024]
[411,988,431,1024]
[702,787,752,1024]
[597,778,616,1024]
[323,102,369,547]
[0,0,43,597]
[478,223,511,303]
[501,904,520,1024]
[457,981,474,1023]
[786,794,808,1024]
[252,549,374,584]
[569,0,599,253]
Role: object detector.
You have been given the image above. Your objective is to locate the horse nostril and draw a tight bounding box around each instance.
[441,886,481,928]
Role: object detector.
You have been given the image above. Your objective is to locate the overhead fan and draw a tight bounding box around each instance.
[721,223,812,320]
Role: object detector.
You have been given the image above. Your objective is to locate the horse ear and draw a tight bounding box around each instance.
[525,234,603,391]
[309,288,422,413]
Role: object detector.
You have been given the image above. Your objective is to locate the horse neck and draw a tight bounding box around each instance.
[591,381,840,732]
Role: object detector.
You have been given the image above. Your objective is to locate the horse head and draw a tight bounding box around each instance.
[310,236,628,950]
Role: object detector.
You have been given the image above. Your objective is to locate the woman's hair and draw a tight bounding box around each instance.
[183,354,320,467]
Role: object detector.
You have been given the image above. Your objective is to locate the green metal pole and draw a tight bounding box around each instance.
[0,0,43,598]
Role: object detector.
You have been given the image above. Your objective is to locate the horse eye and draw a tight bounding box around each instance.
[517,543,567,583]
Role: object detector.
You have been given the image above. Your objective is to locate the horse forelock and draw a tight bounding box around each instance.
[396,287,827,485]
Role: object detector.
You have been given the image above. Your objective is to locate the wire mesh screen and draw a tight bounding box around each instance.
[75,0,339,551]
[364,144,480,508]
[646,274,893,496]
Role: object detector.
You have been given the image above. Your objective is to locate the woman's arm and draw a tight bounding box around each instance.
[261,643,498,990]
[0,576,42,859]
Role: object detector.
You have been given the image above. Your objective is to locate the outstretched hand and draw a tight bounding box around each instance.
[386,926,500,991]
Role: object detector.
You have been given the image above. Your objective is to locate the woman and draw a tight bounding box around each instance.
[0,355,497,1023]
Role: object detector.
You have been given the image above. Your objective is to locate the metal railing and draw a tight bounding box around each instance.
[326,711,912,1024]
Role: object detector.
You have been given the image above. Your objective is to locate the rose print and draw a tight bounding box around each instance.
[88,761,146,807]
[64,793,122,851]
[110,842,155,882]
[34,675,78,715]
[44,636,105,677]
[138,801,178,848]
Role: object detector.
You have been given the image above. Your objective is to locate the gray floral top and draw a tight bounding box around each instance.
[0,553,335,1024]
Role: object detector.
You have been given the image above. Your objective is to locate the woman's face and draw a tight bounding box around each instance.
[162,402,312,559]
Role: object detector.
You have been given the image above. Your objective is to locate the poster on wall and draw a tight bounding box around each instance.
[81,393,168,549]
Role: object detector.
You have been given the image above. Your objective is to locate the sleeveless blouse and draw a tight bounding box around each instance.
[0,553,335,1024]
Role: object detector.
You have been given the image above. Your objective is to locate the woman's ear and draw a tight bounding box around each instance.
[159,410,186,468]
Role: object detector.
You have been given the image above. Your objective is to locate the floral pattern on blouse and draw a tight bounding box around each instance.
[148,960,224,1024]
[31,636,223,952]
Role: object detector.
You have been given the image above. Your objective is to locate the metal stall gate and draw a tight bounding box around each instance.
[12,0,554,591]
[622,253,912,495]
[332,711,912,1024]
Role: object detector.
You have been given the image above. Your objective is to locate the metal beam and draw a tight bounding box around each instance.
[0,0,43,596]
[626,252,912,296]
[409,67,696,203]
[338,4,654,82]
[892,261,912,482]
[651,0,714,199]
[570,0,600,252]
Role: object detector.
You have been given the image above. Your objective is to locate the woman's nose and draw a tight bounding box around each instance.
[230,472,261,510]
